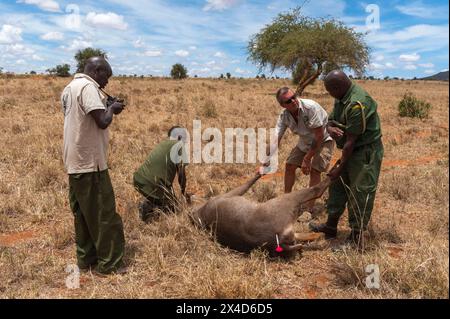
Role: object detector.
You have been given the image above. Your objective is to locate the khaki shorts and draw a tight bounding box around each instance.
[286,140,334,172]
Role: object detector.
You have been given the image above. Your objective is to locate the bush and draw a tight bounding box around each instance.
[398,92,431,119]
[46,64,71,77]
[171,63,188,79]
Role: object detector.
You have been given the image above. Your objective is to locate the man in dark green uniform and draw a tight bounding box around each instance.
[310,70,383,247]
[133,126,190,222]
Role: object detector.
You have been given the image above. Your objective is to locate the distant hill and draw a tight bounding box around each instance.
[421,70,449,81]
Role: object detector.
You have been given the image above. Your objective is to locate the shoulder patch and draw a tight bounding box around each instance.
[352,102,365,110]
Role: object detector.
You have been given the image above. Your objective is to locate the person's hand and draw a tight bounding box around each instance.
[257,166,269,176]
[110,101,125,115]
[301,157,311,175]
[327,126,344,140]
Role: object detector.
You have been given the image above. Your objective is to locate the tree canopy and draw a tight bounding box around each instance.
[75,48,107,73]
[248,8,369,95]
[170,63,188,79]
[47,64,71,77]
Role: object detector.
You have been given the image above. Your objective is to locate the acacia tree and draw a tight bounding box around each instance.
[248,8,369,95]
[170,63,188,79]
[75,48,107,73]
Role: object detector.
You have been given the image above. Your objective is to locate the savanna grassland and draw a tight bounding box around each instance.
[0,76,448,298]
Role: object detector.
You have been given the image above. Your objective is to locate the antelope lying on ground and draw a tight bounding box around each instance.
[191,170,332,258]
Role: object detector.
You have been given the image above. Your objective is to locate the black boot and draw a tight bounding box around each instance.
[345,230,364,249]
[139,199,156,222]
[309,215,339,239]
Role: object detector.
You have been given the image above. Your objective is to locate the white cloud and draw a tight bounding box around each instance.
[369,63,385,70]
[404,64,417,70]
[85,12,128,30]
[17,0,60,13]
[32,54,44,61]
[134,39,144,48]
[192,67,211,73]
[206,60,216,66]
[63,38,92,51]
[424,69,436,74]
[175,50,189,57]
[0,25,23,44]
[418,63,434,68]
[214,51,226,58]
[203,0,239,11]
[367,24,449,54]
[374,54,384,62]
[230,59,240,64]
[396,1,449,19]
[143,50,162,57]
[399,53,421,62]
[235,67,247,74]
[441,69,449,72]
[371,61,396,70]
[189,46,197,50]
[41,31,63,41]
[6,43,34,55]
[16,59,26,65]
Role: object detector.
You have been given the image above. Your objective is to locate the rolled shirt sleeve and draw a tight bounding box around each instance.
[79,83,106,114]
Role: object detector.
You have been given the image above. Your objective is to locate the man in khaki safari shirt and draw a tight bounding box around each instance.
[265,87,335,214]
[61,57,126,275]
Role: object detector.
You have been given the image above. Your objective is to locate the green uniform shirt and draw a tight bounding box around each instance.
[329,83,382,149]
[134,140,186,200]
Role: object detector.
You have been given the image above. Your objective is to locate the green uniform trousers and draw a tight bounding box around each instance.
[133,174,176,221]
[69,170,125,274]
[327,139,384,231]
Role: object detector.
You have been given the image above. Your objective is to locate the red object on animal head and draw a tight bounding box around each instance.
[276,245,283,253]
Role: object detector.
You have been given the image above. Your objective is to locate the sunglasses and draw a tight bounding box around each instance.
[280,96,296,105]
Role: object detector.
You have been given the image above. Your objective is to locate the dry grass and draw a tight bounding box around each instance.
[0,76,448,298]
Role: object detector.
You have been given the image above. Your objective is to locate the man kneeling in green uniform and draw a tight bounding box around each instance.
[310,70,384,247]
[133,126,189,222]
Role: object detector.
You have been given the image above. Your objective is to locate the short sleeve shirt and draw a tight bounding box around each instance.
[133,139,188,200]
[62,73,109,174]
[275,98,332,152]
[329,83,382,149]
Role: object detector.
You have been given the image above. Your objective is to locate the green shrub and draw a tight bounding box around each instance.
[398,92,431,119]
[171,63,188,79]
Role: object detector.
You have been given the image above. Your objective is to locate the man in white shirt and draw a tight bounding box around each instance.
[61,57,126,275]
[266,87,334,213]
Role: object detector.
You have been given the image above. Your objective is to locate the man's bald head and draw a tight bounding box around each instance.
[324,70,352,100]
[84,56,112,89]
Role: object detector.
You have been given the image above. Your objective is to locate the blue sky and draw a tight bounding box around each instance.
[0,0,448,78]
